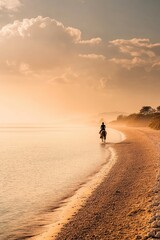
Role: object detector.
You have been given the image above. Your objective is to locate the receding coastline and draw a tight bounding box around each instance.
[53,126,159,239]
[31,129,125,240]
[31,126,160,240]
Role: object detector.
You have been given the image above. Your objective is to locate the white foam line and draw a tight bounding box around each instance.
[33,128,127,240]
[109,127,126,142]
[119,130,126,141]
[33,147,117,240]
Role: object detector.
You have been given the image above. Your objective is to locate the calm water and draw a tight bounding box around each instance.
[0,125,123,240]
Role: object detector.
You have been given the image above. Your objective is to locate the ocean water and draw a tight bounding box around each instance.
[0,125,123,240]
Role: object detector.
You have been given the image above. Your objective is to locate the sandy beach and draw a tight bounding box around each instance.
[51,127,160,240]
[1,1,159,239]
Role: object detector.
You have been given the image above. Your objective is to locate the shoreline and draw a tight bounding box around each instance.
[32,127,160,240]
[32,129,125,240]
[54,127,159,239]
[32,147,118,240]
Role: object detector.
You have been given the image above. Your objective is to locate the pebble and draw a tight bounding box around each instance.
[115,190,121,194]
[150,215,160,224]
[149,229,160,238]
[157,232,160,238]
[148,230,156,237]
[151,202,160,207]
[143,236,149,240]
[136,235,142,239]
[152,220,160,228]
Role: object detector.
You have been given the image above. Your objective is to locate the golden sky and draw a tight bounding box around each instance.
[0,0,160,123]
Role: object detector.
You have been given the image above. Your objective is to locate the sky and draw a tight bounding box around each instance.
[0,0,160,124]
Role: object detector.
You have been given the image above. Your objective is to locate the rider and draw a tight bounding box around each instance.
[99,122,106,134]
[99,122,107,141]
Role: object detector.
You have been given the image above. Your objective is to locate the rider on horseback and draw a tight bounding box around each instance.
[99,122,107,141]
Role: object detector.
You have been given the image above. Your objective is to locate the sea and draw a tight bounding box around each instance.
[0,125,123,240]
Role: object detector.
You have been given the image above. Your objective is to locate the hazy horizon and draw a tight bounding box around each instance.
[0,0,160,124]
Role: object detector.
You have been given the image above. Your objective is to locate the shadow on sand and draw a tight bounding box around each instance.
[100,141,131,145]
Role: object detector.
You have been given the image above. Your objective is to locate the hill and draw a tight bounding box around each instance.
[111,106,160,130]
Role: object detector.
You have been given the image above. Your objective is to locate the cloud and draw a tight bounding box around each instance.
[1,16,159,95]
[66,27,101,45]
[0,16,103,77]
[0,16,107,88]
[79,37,102,45]
[0,0,21,11]
[49,68,79,85]
[99,76,111,89]
[0,15,103,84]
[79,54,105,60]
[0,17,102,45]
[109,38,160,57]
[110,57,147,70]
[109,38,160,70]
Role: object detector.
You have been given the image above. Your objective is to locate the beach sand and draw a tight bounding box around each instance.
[35,127,160,240]
[52,127,160,240]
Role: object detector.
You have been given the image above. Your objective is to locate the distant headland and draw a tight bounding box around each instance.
[111,106,160,130]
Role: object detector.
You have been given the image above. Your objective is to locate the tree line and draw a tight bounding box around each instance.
[140,106,160,115]
[115,106,160,130]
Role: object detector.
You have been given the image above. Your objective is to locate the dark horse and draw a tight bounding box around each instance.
[100,130,107,143]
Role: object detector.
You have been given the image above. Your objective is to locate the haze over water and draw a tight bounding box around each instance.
[0,125,122,240]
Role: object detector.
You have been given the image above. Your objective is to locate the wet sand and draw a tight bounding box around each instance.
[54,127,160,240]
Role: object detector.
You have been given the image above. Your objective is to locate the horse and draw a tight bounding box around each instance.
[100,130,107,143]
